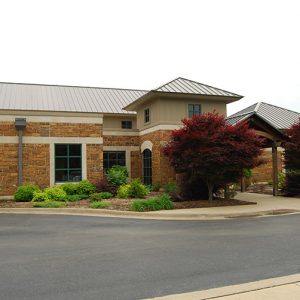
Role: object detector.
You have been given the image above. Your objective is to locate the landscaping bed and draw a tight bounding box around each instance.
[0,194,255,210]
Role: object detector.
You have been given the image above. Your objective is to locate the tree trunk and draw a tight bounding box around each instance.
[207,182,214,202]
[224,184,230,200]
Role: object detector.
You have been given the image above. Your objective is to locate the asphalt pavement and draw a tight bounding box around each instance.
[0,214,299,300]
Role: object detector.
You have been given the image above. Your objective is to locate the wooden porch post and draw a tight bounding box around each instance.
[272,142,278,196]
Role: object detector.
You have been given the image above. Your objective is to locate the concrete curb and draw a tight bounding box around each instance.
[147,273,300,299]
[0,207,299,220]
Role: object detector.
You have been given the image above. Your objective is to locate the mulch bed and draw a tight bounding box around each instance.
[0,195,256,211]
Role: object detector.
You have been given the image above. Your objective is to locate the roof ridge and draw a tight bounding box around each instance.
[153,77,181,91]
[176,77,242,97]
[226,111,254,119]
[254,102,262,112]
[0,81,149,93]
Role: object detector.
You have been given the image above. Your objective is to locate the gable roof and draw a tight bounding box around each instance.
[0,82,148,114]
[227,102,300,130]
[0,78,242,114]
[155,77,242,98]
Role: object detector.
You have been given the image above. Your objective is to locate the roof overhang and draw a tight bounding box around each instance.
[124,91,243,111]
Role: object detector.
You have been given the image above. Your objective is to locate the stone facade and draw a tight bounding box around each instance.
[0,120,103,196]
[140,130,175,185]
[251,149,283,183]
[86,144,103,185]
[103,135,139,146]
[0,144,18,196]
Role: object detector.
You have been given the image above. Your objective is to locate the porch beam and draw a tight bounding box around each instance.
[272,142,279,196]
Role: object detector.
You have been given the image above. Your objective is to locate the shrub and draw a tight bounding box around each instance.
[14,185,40,202]
[90,201,110,209]
[117,184,130,198]
[150,182,161,192]
[61,183,79,195]
[278,172,286,190]
[164,180,179,194]
[106,165,128,187]
[127,179,149,198]
[45,186,67,201]
[77,180,96,195]
[33,201,67,208]
[130,194,174,212]
[96,176,118,195]
[32,191,49,202]
[90,192,113,201]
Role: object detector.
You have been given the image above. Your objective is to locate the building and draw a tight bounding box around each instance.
[0,78,242,197]
[227,102,300,195]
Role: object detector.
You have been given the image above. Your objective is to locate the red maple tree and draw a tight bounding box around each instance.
[164,112,264,201]
[283,118,300,196]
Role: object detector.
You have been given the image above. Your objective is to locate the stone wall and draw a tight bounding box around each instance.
[103,135,139,146]
[251,149,283,183]
[86,144,103,185]
[140,130,175,185]
[0,144,18,196]
[0,121,103,196]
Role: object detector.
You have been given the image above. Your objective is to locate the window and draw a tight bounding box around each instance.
[55,144,82,182]
[188,104,201,118]
[144,108,150,123]
[103,151,126,171]
[143,149,152,185]
[121,120,132,129]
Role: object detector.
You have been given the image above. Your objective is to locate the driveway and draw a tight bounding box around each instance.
[0,214,300,300]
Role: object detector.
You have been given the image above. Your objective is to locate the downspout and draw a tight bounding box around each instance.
[15,118,27,186]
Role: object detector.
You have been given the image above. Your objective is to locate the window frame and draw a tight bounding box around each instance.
[188,104,201,119]
[103,151,126,172]
[121,120,133,129]
[54,144,82,183]
[144,107,150,124]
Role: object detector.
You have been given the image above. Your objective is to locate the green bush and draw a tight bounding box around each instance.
[64,194,88,202]
[77,180,96,195]
[278,172,286,190]
[32,191,49,202]
[33,201,67,208]
[45,186,67,201]
[14,185,40,202]
[164,180,179,194]
[150,182,161,192]
[61,183,79,195]
[117,184,130,198]
[90,192,113,201]
[130,194,174,212]
[90,201,110,209]
[106,165,128,187]
[127,179,149,198]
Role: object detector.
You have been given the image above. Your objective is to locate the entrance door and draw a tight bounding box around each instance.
[143,149,152,185]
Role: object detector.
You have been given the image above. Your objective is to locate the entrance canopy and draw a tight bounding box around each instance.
[227,102,300,196]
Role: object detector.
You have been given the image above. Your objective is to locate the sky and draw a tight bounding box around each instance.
[0,0,299,116]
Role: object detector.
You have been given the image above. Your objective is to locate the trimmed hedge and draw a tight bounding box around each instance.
[33,201,67,208]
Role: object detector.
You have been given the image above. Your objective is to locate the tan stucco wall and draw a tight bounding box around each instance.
[103,115,137,130]
[136,97,227,130]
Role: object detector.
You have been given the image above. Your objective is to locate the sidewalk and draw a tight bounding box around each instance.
[148,273,300,299]
[0,193,300,220]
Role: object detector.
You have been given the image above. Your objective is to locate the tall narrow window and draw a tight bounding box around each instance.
[188,104,201,118]
[143,149,152,185]
[103,151,126,172]
[144,108,150,123]
[55,144,82,182]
